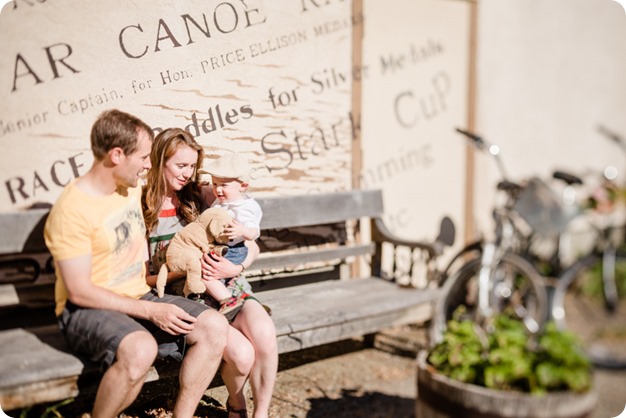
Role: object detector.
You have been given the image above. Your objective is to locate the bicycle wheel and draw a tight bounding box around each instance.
[552,252,626,369]
[432,252,548,342]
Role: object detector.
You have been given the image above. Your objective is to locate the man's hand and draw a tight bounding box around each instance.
[147,302,197,335]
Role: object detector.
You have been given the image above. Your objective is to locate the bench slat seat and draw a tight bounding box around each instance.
[260,278,440,353]
[0,329,83,409]
[0,278,441,410]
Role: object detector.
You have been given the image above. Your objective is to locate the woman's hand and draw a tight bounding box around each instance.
[200,251,243,282]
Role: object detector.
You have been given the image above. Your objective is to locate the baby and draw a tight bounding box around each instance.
[200,153,262,316]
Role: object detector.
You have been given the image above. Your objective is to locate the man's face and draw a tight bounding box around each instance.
[117,129,152,188]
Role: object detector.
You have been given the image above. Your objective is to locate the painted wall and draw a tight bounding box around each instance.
[4,0,623,257]
[0,0,473,255]
[0,0,354,211]
[360,0,471,243]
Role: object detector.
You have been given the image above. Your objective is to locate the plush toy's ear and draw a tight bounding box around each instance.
[198,209,216,226]
[207,217,226,240]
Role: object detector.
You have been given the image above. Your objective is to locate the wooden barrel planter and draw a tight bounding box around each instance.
[416,351,598,418]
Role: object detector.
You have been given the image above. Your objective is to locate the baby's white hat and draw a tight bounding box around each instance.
[199,153,251,182]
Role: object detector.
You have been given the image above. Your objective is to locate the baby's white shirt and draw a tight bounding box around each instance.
[211,195,262,245]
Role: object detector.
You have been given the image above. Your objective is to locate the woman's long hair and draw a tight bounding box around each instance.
[142,128,205,235]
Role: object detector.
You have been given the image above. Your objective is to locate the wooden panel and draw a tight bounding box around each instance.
[258,190,384,230]
[250,243,374,272]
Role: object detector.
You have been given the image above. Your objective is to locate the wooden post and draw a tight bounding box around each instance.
[464,0,479,244]
[351,0,364,279]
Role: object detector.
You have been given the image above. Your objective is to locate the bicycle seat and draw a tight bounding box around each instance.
[497,180,522,194]
[553,170,583,186]
[435,216,455,248]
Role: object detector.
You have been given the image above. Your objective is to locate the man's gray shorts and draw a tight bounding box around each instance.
[57,290,211,371]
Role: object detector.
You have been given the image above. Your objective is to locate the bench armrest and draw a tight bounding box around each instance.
[370,217,440,286]
[371,218,437,258]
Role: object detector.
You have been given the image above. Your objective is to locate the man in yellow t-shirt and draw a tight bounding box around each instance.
[44,109,228,418]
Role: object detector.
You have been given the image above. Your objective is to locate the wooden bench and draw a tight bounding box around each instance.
[0,189,447,412]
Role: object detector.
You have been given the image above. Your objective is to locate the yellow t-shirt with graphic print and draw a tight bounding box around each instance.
[44,180,150,317]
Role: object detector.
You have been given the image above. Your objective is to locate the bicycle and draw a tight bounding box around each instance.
[430,128,549,343]
[433,128,626,369]
[548,127,626,369]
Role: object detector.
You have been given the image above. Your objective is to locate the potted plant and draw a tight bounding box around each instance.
[417,309,597,418]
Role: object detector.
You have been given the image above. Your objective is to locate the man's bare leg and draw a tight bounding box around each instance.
[173,309,229,417]
[92,331,157,418]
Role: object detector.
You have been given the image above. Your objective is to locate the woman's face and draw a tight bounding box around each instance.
[163,144,198,192]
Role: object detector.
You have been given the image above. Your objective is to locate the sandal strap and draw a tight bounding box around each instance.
[227,402,248,418]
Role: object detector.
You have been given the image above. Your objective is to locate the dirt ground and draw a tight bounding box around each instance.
[41,323,626,418]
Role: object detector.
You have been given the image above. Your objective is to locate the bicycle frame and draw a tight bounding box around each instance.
[441,129,548,332]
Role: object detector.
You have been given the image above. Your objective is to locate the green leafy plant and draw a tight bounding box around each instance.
[428,310,592,394]
[18,398,75,418]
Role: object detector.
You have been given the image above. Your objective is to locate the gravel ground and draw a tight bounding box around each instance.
[31,323,626,418]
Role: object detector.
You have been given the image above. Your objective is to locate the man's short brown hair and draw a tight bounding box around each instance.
[91,109,154,160]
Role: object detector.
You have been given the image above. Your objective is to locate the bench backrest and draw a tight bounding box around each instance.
[1,189,440,325]
[258,190,383,229]
[0,191,383,254]
[249,190,382,275]
[0,208,49,254]
[0,190,385,292]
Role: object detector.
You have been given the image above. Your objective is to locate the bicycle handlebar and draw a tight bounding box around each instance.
[455,127,486,149]
[598,125,626,155]
[455,127,509,181]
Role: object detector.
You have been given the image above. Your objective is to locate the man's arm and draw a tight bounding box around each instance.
[58,255,197,335]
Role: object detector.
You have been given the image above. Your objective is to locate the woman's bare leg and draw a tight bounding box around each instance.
[221,325,255,415]
[232,301,277,418]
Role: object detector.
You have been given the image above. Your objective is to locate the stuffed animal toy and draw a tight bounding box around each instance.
[156,207,233,298]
